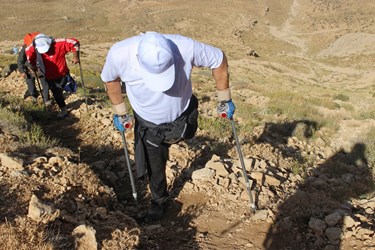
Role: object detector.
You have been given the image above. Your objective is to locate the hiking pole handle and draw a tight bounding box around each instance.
[230,118,257,212]
[219,112,228,118]
[121,131,137,202]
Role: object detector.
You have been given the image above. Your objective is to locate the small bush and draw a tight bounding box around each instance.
[356,109,375,120]
[20,124,59,149]
[0,108,28,134]
[0,218,68,250]
[0,55,17,69]
[102,228,140,250]
[0,102,58,151]
[333,94,350,101]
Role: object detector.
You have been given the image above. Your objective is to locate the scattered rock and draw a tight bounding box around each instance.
[324,211,342,227]
[251,209,268,221]
[27,194,60,223]
[191,167,216,181]
[325,227,342,242]
[309,217,327,236]
[72,225,98,250]
[0,153,24,171]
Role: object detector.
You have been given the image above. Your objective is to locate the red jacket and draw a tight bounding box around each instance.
[26,38,79,79]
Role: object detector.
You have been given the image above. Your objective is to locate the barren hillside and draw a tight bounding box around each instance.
[0,0,374,249]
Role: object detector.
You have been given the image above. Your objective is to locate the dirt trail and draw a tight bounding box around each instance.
[269,0,311,58]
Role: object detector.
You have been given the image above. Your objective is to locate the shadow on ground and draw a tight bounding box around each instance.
[257,120,375,249]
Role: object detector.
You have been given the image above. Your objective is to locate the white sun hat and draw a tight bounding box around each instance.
[137,32,175,92]
[34,34,52,54]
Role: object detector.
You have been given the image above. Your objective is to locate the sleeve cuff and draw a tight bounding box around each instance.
[112,102,127,115]
[217,88,231,102]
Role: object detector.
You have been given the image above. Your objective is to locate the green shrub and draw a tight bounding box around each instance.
[340,103,355,112]
[356,109,375,120]
[0,100,58,151]
[333,94,350,101]
[0,108,28,134]
[0,55,17,68]
[20,124,59,149]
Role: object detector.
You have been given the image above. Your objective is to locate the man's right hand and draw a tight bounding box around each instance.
[20,72,27,78]
[113,114,133,132]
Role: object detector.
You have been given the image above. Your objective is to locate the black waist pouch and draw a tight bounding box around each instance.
[136,95,199,145]
[164,94,198,143]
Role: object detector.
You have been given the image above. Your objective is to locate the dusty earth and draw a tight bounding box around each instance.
[0,0,375,249]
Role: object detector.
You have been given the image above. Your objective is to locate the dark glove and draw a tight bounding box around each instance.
[113,114,133,132]
[217,100,236,119]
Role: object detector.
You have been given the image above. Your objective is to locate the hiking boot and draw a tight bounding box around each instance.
[44,100,52,111]
[147,202,169,221]
[57,107,68,119]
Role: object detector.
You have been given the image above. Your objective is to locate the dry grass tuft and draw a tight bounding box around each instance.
[101,228,141,250]
[0,217,68,250]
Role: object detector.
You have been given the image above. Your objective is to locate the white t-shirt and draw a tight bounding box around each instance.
[101,33,223,124]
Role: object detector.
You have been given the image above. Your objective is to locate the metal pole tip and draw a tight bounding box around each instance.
[250,204,257,213]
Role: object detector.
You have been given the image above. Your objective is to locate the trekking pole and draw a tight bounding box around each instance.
[78,54,89,113]
[230,118,257,212]
[35,76,43,100]
[120,130,138,204]
[33,72,46,109]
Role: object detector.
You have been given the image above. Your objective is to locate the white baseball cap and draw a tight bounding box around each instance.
[34,34,52,54]
[137,32,175,92]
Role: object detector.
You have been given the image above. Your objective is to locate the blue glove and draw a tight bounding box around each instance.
[113,114,133,132]
[217,100,236,119]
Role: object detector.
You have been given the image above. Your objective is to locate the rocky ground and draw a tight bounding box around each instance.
[0,68,374,249]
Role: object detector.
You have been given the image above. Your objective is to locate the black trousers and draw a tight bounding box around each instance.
[134,95,198,206]
[24,66,50,102]
[40,77,50,103]
[25,71,49,101]
[144,139,170,206]
[46,77,67,108]
[25,74,38,98]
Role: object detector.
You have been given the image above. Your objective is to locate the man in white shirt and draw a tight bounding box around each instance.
[101,31,235,220]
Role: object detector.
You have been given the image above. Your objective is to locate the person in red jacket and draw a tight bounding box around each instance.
[26,33,80,118]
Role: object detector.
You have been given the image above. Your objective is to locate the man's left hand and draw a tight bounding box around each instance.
[217,100,236,119]
[113,114,133,132]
